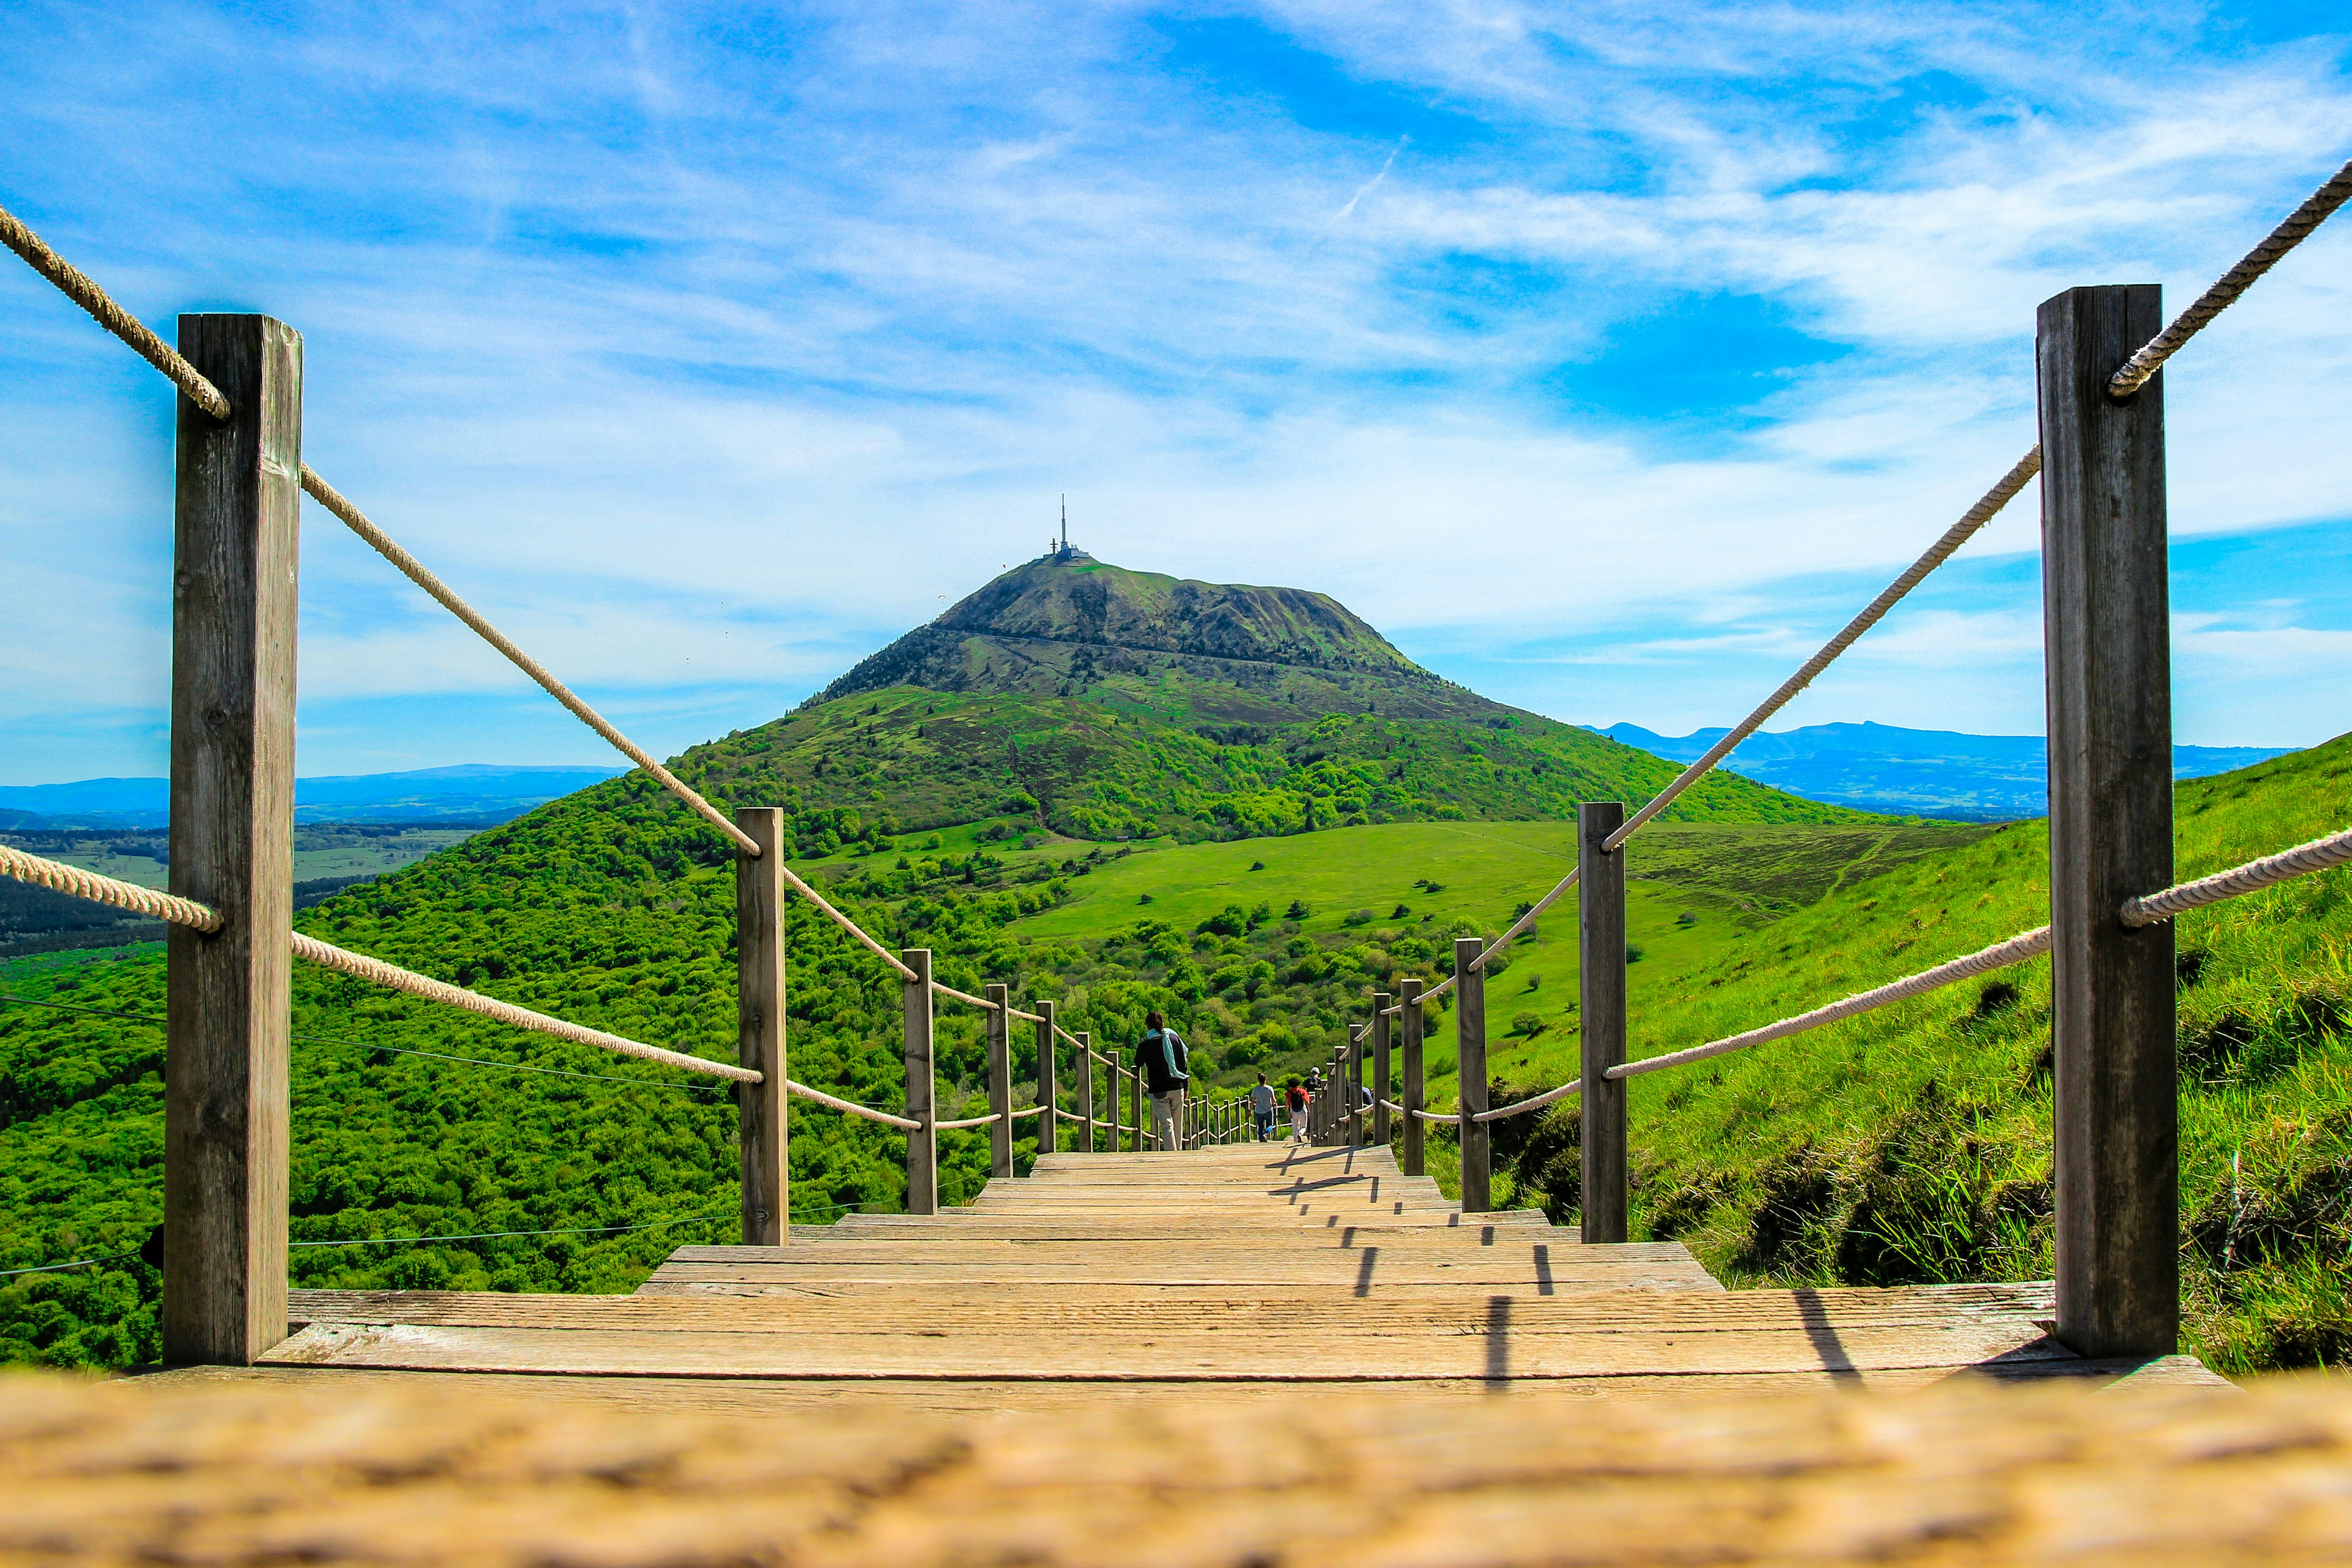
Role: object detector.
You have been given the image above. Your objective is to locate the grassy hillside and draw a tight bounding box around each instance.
[674,692,1869,847]
[1427,736,2352,1374]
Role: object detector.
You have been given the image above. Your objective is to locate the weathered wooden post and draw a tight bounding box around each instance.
[1104,1048,1122,1151]
[164,313,301,1368]
[2040,282,2177,1360]
[1075,1029,1095,1153]
[1579,801,1629,1244]
[1400,977,1426,1175]
[902,948,937,1215]
[1371,993,1393,1145]
[1348,1027,1365,1147]
[1456,937,1491,1213]
[1036,1000,1058,1158]
[986,982,1013,1179]
[736,807,788,1246]
[1129,1063,1145,1153]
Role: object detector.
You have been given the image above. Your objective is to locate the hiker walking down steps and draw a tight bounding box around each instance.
[1137,1010,1189,1151]
[1250,1072,1276,1142]
[1285,1077,1309,1144]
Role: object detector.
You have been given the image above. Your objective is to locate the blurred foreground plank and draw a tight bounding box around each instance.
[7,1368,2351,1566]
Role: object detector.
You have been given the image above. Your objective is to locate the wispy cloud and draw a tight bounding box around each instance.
[2,0,2349,778]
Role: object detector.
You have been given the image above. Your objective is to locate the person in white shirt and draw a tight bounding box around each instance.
[1248,1072,1276,1142]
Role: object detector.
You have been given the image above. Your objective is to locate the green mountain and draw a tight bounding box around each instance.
[676,553,1866,847]
[813,550,1496,723]
[0,552,1878,1371]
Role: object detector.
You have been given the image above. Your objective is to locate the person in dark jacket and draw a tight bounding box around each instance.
[1137,1009,1190,1151]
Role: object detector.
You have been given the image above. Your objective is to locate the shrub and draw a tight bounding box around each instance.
[1284,899,1311,919]
[1509,1011,1546,1038]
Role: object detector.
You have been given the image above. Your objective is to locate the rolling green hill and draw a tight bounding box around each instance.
[1414,736,2352,1375]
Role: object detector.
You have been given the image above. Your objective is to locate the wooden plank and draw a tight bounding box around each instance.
[2038,282,2177,1362]
[164,312,303,1368]
[262,1316,2068,1379]
[903,948,935,1215]
[1371,990,1392,1145]
[735,807,788,1246]
[1580,799,1629,1243]
[1076,1027,1094,1153]
[291,1282,2057,1334]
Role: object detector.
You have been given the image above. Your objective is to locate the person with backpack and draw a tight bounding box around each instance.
[1249,1072,1277,1142]
[1284,1077,1310,1144]
[1136,1009,1190,1152]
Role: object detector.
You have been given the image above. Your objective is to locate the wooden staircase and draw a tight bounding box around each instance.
[234,1143,2216,1411]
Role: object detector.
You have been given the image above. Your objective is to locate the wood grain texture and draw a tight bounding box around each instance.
[734,807,787,1246]
[1372,991,1392,1144]
[1580,800,1630,1243]
[21,1367,2323,1566]
[2038,283,2177,1360]
[164,313,302,1368]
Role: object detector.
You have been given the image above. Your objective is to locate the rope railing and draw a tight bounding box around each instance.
[935,1112,1004,1131]
[2109,157,2352,398]
[782,1080,921,1131]
[0,199,941,989]
[2120,823,2352,929]
[1474,1079,1583,1124]
[288,933,760,1084]
[0,843,222,932]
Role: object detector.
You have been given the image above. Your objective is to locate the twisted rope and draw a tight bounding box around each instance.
[0,845,221,932]
[1410,1107,1459,1124]
[935,1112,1003,1131]
[1597,447,2045,858]
[1008,1104,1047,1119]
[2110,158,2352,398]
[0,202,230,420]
[1472,1079,1583,1124]
[783,1079,921,1130]
[0,198,919,989]
[2122,823,2352,927]
[296,472,758,857]
[289,933,759,1083]
[1609,924,2052,1084]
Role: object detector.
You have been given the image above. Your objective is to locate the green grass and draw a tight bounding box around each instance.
[1450,737,2352,1374]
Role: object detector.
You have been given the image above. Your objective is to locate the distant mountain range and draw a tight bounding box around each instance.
[1598,722,2294,821]
[0,764,628,830]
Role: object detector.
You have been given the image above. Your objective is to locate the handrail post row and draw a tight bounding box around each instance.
[736,807,789,1246]
[2039,282,2177,1359]
[902,948,937,1215]
[1399,977,1426,1176]
[1036,1000,1058,1158]
[163,313,303,1367]
[1578,801,1629,1243]
[1455,937,1491,1213]
[985,982,1013,1178]
[1371,995,1393,1145]
[1077,1030,1095,1153]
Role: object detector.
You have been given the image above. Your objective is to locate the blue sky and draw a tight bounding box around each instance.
[2,0,2349,783]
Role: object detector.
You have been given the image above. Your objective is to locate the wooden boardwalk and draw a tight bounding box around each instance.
[219,1143,2219,1411]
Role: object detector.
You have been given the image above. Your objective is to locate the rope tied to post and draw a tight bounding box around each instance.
[2109,157,2352,399]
